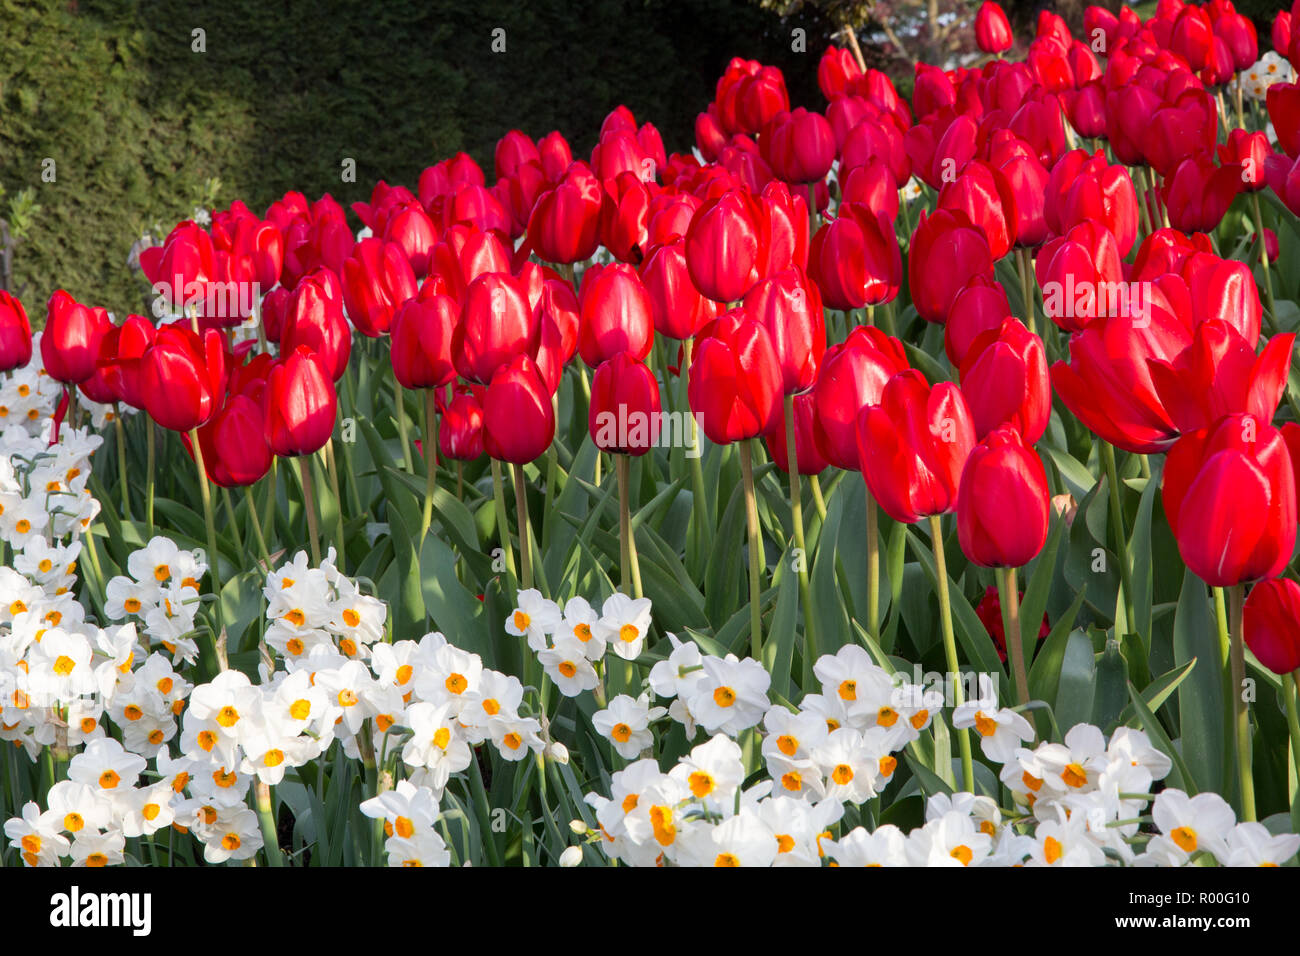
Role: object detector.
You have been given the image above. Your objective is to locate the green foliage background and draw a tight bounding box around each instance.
[0,0,825,317]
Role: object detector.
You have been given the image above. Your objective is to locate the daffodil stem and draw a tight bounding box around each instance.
[1251,191,1277,322]
[1228,584,1256,822]
[420,390,438,546]
[784,395,818,665]
[393,376,413,474]
[1102,442,1137,636]
[997,565,1029,707]
[739,440,763,662]
[491,459,517,596]
[325,439,346,572]
[864,479,880,644]
[244,486,270,568]
[254,782,283,867]
[929,515,974,794]
[512,461,533,592]
[113,410,131,519]
[297,455,321,568]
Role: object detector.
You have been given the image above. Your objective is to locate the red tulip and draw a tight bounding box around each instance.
[0,292,32,372]
[758,180,809,277]
[685,189,765,303]
[640,238,720,341]
[195,394,273,487]
[938,160,1018,260]
[808,202,901,311]
[1034,221,1125,333]
[281,269,351,382]
[944,276,1014,366]
[976,585,1051,663]
[957,426,1050,568]
[958,317,1050,443]
[389,294,458,390]
[1161,155,1241,233]
[838,159,898,220]
[599,172,652,264]
[812,326,910,471]
[743,267,825,394]
[1181,252,1262,346]
[1144,89,1219,178]
[1066,81,1107,139]
[341,238,418,337]
[482,354,555,464]
[530,277,581,386]
[1218,129,1271,194]
[764,108,836,184]
[1045,149,1139,256]
[453,272,536,385]
[139,222,217,310]
[537,132,574,184]
[1162,414,1297,587]
[42,291,110,385]
[418,153,486,209]
[141,326,227,433]
[495,130,540,182]
[818,46,862,101]
[908,209,994,324]
[1149,323,1295,436]
[576,263,654,369]
[264,346,338,457]
[439,388,485,462]
[1243,578,1300,674]
[976,1,1014,54]
[589,351,662,456]
[382,201,439,278]
[857,369,976,523]
[96,314,155,409]
[1050,291,1192,454]
[528,162,603,264]
[687,310,782,444]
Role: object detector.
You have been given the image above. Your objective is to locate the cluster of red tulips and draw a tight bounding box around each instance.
[4,0,1300,822]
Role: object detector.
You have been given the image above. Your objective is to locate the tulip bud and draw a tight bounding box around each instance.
[808,202,901,311]
[141,326,227,433]
[640,238,720,341]
[389,294,458,390]
[976,2,1014,54]
[0,291,32,372]
[685,189,765,303]
[958,317,1050,443]
[439,388,486,462]
[453,272,536,385]
[766,390,828,476]
[264,346,338,457]
[589,352,662,456]
[743,267,825,394]
[282,269,351,382]
[957,426,1050,568]
[857,369,976,523]
[687,310,782,444]
[42,291,110,385]
[576,263,654,369]
[1243,578,1300,674]
[482,354,556,464]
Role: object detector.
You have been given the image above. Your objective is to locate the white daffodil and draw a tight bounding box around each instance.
[828,824,909,867]
[458,669,525,745]
[593,593,653,661]
[558,596,605,660]
[952,702,1035,764]
[1223,822,1300,867]
[67,737,147,794]
[906,810,993,867]
[504,588,562,651]
[1151,789,1236,863]
[385,830,452,867]
[538,635,600,697]
[648,632,707,702]
[4,801,70,866]
[200,806,263,864]
[69,830,126,868]
[672,733,746,808]
[593,693,666,758]
[688,654,770,735]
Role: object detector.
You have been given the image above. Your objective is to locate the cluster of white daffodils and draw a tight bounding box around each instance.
[360,780,451,867]
[0,424,102,549]
[507,589,657,696]
[103,536,209,665]
[1234,50,1295,101]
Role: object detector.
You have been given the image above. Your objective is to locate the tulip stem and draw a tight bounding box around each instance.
[244,486,271,569]
[1101,442,1137,637]
[997,565,1029,707]
[324,439,346,573]
[1286,671,1300,806]
[491,459,517,592]
[393,376,413,474]
[297,455,321,567]
[145,421,156,537]
[1250,192,1277,323]
[223,487,244,556]
[1135,167,1155,239]
[739,440,764,661]
[1015,248,1037,335]
[809,474,827,523]
[1228,583,1256,821]
[616,454,643,599]
[189,428,224,653]
[456,461,463,502]
[864,478,880,644]
[1213,586,1232,667]
[113,409,131,519]
[807,183,818,246]
[784,395,818,666]
[929,514,975,794]
[420,390,438,546]
[683,337,711,574]
[511,461,533,592]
